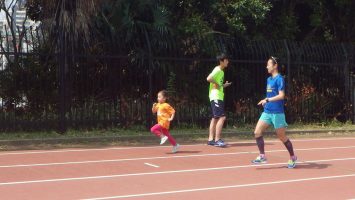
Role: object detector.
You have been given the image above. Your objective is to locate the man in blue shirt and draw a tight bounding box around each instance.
[252,56,297,168]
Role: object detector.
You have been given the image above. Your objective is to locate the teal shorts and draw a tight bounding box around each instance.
[259,112,288,129]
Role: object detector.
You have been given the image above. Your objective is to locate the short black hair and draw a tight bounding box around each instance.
[216,53,229,62]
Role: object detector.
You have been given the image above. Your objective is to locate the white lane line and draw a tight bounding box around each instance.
[0,137,354,156]
[0,157,355,186]
[82,173,355,200]
[144,163,160,168]
[1,145,355,168]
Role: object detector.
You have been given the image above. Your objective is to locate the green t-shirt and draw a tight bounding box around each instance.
[209,66,224,101]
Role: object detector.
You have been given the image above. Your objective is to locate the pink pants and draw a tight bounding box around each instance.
[150,124,177,146]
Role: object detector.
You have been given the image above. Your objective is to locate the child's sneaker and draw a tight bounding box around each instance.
[160,136,168,145]
[207,140,216,146]
[172,144,180,153]
[214,139,226,147]
[252,155,267,164]
[287,156,297,169]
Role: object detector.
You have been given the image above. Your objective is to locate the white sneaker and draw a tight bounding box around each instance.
[160,136,168,145]
[172,144,180,153]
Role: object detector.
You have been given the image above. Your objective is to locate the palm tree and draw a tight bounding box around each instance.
[27,0,100,47]
[95,0,170,55]
[25,0,171,132]
[27,0,171,55]
[26,0,102,132]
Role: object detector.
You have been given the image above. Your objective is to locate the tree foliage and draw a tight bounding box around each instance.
[25,0,355,43]
[0,0,351,130]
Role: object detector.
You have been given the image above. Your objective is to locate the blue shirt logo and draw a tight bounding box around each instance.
[264,74,285,114]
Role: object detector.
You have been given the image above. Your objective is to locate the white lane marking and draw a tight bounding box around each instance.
[0,137,354,156]
[82,174,355,199]
[1,145,355,168]
[0,157,355,186]
[144,163,160,168]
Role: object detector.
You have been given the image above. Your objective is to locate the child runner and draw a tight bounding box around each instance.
[252,56,297,168]
[151,90,180,153]
[206,53,232,147]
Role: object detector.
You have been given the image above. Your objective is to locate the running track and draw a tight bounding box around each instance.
[0,137,355,200]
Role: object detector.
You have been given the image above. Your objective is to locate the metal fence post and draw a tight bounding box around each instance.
[342,44,350,99]
[341,43,352,122]
[144,31,153,129]
[353,45,355,124]
[349,44,355,123]
[58,26,67,134]
[283,40,292,94]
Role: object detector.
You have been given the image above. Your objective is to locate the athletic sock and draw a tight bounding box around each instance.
[255,136,265,155]
[291,155,297,161]
[283,139,295,157]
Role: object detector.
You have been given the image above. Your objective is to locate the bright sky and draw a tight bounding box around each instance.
[0,0,23,20]
[0,0,10,20]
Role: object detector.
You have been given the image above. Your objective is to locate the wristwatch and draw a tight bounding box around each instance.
[266,98,269,103]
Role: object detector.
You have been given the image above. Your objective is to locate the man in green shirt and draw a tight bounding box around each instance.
[206,53,231,147]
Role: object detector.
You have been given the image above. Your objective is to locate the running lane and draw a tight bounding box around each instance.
[0,138,354,199]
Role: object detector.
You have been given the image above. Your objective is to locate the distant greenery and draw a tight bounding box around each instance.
[0,0,352,132]
[26,0,355,43]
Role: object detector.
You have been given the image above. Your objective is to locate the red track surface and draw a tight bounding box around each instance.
[0,137,355,200]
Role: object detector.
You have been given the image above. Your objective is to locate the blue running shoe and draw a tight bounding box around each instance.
[252,155,267,164]
[214,139,226,147]
[287,156,297,169]
[207,140,216,146]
